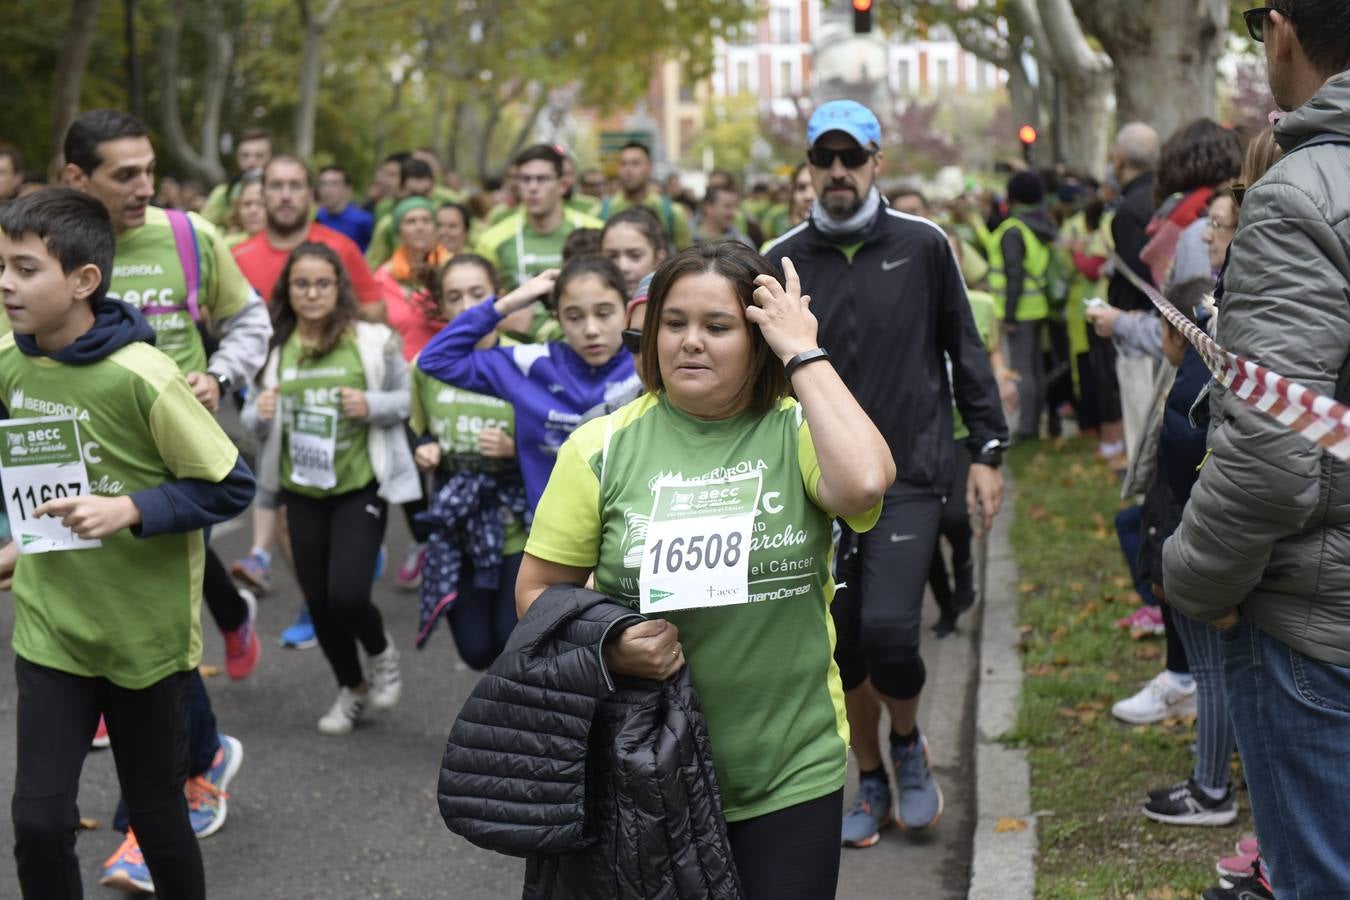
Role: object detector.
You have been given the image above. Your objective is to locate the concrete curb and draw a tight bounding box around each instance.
[968,475,1037,900]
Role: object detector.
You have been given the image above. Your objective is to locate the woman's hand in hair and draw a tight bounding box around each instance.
[256,386,280,422]
[494,268,560,317]
[747,257,819,364]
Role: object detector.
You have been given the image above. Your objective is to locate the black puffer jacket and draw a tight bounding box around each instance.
[438,584,743,899]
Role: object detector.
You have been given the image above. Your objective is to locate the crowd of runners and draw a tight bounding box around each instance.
[2,4,1349,898]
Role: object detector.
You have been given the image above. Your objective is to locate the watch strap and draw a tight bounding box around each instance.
[784,347,830,380]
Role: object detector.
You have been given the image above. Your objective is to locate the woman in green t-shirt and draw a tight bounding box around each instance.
[242,242,418,736]
[409,254,527,669]
[517,242,895,899]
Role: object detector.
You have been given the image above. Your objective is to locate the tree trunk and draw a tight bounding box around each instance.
[1035,0,1113,176]
[1071,0,1228,141]
[196,0,232,185]
[50,0,101,165]
[445,99,465,173]
[294,0,344,160]
[156,0,227,185]
[502,89,549,166]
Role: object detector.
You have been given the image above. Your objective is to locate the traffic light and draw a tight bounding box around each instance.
[1018,124,1038,163]
[853,0,872,34]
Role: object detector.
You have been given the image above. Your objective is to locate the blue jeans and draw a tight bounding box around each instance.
[1114,505,1159,607]
[1223,618,1350,899]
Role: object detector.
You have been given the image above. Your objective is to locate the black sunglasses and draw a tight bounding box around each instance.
[1242,6,1280,42]
[806,146,874,169]
[621,328,642,354]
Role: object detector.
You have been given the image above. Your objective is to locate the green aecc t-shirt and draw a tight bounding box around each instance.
[410,361,527,555]
[526,392,881,821]
[278,331,375,498]
[0,334,240,689]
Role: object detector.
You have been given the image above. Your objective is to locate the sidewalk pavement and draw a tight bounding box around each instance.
[968,472,1037,899]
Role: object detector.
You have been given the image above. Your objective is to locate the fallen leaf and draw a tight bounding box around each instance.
[995,816,1029,833]
[1053,655,1071,667]
[1018,623,1034,636]
[1105,671,1121,683]
[1026,664,1056,677]
[1019,582,1039,594]
[1027,504,1049,521]
[1069,581,1085,593]
[1049,626,1069,643]
[79,817,98,830]
[1134,644,1162,660]
[1057,706,1078,719]
[1112,576,1132,590]
[198,664,221,678]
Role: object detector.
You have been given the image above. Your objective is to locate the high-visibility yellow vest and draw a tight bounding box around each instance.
[988,216,1050,322]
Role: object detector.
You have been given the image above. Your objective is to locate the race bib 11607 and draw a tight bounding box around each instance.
[0,416,102,554]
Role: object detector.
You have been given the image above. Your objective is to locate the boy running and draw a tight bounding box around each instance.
[0,189,255,898]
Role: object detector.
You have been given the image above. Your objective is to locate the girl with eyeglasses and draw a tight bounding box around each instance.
[242,242,418,734]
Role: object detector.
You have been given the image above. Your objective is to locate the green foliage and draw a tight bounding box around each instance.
[1,0,753,187]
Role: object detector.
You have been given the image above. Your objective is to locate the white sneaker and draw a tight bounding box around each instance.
[368,636,402,711]
[318,687,367,735]
[1112,670,1197,724]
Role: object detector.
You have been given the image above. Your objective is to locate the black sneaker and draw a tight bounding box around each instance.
[1202,868,1274,900]
[1146,778,1189,804]
[1143,778,1237,826]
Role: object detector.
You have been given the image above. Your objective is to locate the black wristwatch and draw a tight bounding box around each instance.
[213,373,234,396]
[973,439,1004,469]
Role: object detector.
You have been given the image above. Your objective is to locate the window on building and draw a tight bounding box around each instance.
[779,61,793,96]
[937,59,950,89]
[897,60,911,94]
[775,7,792,42]
[977,62,989,89]
[737,60,752,93]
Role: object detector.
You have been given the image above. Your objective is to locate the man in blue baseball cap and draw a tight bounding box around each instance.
[767,100,1009,851]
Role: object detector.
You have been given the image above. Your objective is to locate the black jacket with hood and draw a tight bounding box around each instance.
[766,200,1008,493]
[438,584,743,900]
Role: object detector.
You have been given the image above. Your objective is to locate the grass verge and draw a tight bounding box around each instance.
[1006,436,1249,900]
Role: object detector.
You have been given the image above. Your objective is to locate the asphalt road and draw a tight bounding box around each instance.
[0,506,979,899]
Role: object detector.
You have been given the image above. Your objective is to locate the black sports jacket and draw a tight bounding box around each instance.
[767,204,1009,494]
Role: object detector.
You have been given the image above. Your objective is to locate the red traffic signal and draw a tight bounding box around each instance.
[853,0,872,33]
[1018,124,1038,146]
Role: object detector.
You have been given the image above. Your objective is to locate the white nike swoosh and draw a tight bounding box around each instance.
[890,533,917,543]
[881,258,910,271]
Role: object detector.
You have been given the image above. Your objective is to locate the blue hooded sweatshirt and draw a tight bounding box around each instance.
[417,298,640,509]
[6,299,255,536]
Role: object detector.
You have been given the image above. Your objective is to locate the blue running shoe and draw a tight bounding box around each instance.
[841,774,892,848]
[188,734,243,838]
[281,606,318,650]
[893,732,944,830]
[100,830,154,893]
[373,544,388,582]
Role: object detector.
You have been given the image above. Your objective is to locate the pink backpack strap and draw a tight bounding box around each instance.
[160,208,202,321]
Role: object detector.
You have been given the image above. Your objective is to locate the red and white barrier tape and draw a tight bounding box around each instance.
[1109,255,1350,461]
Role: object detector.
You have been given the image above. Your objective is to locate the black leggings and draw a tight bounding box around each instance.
[11,658,202,900]
[202,546,247,632]
[726,789,843,900]
[284,483,390,688]
[833,490,943,699]
[929,443,973,613]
